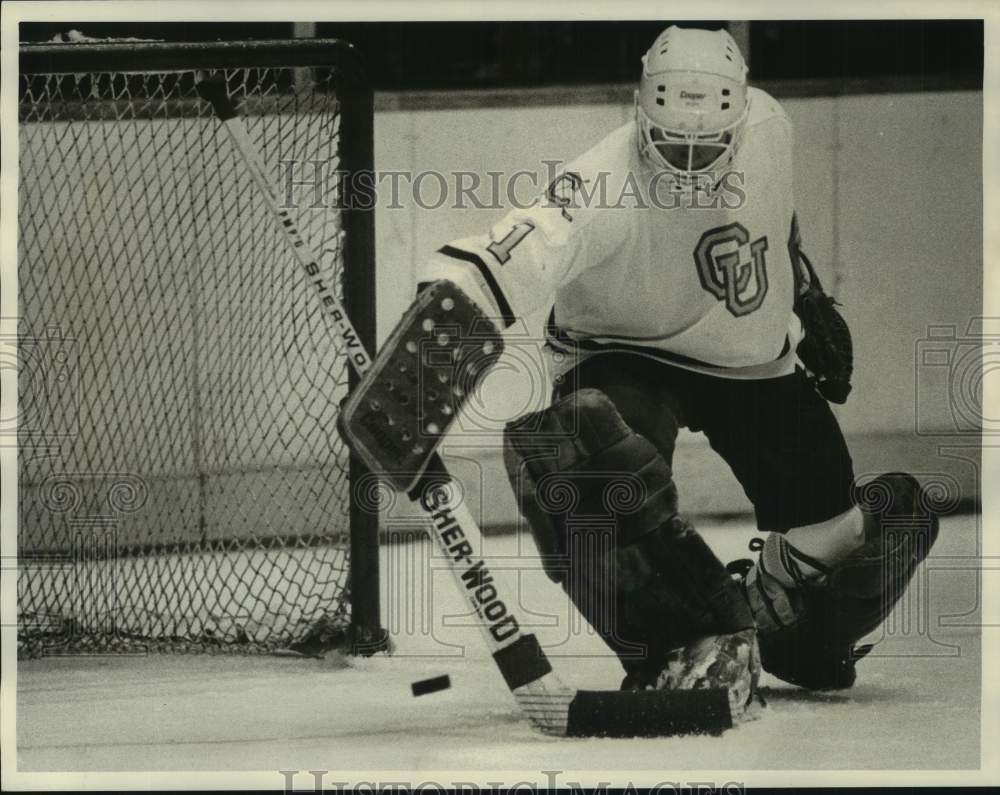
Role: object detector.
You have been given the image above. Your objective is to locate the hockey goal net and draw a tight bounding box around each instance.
[16,39,383,657]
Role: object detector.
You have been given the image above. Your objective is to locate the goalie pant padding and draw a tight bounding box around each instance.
[503,389,753,679]
[750,472,940,690]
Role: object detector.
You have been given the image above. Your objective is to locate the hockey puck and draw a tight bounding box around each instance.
[411,674,451,697]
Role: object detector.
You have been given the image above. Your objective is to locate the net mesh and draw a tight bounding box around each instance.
[18,57,361,657]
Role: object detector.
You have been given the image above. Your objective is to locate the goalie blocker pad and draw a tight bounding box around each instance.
[339,280,504,492]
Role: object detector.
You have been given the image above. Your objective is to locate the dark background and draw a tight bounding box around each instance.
[20,20,983,92]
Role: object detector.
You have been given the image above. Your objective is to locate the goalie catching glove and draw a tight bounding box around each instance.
[790,220,853,404]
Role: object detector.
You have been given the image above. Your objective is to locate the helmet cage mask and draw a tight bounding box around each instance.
[635,94,748,191]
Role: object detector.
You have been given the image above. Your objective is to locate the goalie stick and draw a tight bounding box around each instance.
[195,71,733,738]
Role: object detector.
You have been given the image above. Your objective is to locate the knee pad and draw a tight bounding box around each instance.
[750,472,940,690]
[504,389,753,675]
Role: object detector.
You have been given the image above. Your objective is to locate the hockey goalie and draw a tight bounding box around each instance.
[347,26,939,722]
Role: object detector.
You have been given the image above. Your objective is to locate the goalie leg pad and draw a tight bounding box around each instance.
[502,387,678,583]
[504,389,753,677]
[751,472,939,690]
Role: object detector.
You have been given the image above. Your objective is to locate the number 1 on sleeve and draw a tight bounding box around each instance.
[487,221,535,265]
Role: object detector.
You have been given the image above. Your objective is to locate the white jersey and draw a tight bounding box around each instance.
[418,87,804,381]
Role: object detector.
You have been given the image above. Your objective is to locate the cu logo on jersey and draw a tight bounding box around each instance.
[694,223,770,317]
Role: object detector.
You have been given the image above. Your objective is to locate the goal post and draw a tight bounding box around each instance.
[16,39,385,657]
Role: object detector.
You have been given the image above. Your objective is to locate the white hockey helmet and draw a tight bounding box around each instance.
[635,26,749,189]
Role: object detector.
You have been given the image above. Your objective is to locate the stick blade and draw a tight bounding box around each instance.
[566,688,732,738]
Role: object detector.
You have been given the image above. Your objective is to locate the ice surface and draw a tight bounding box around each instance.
[15,516,982,776]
